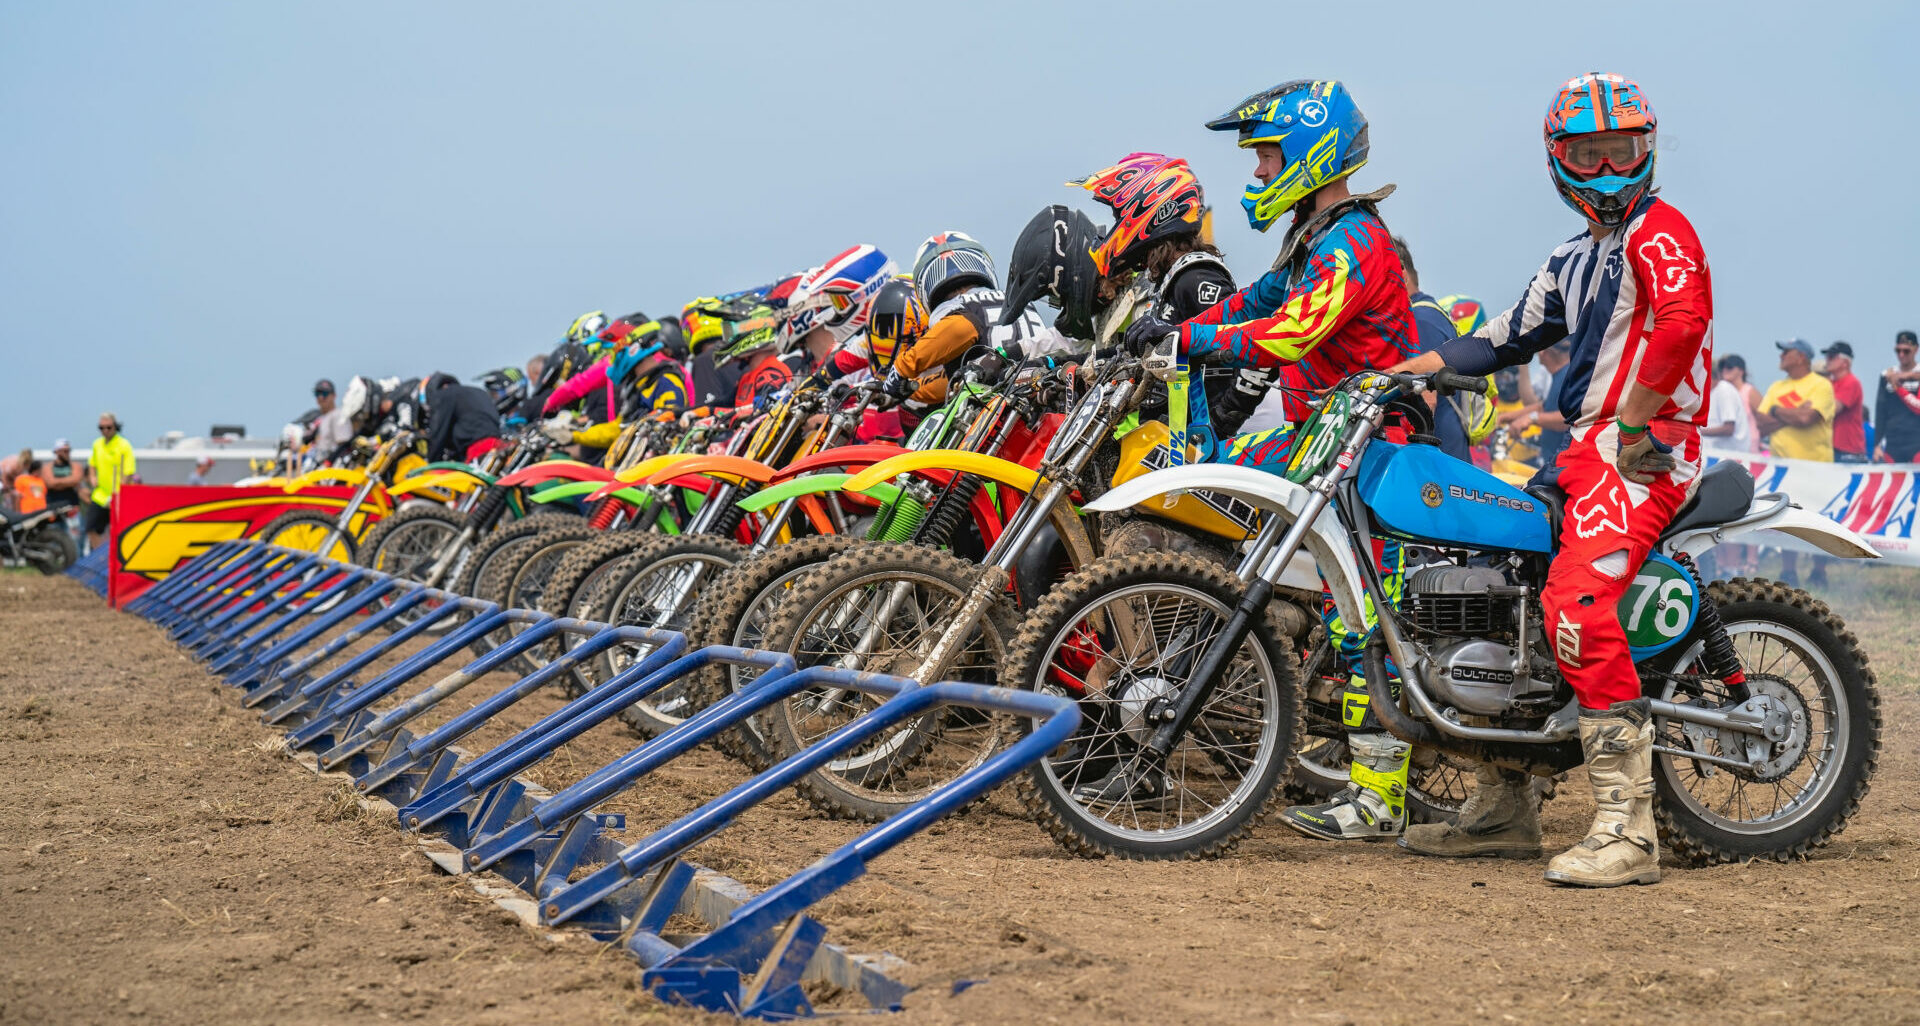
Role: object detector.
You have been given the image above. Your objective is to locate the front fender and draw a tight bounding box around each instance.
[1086,464,1365,627]
[737,472,904,513]
[843,450,1041,496]
[772,443,908,482]
[283,467,367,493]
[497,460,610,488]
[1667,493,1881,561]
[387,469,485,498]
[643,455,774,488]
[409,461,498,486]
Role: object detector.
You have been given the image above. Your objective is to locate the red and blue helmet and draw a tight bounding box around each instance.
[1544,73,1657,227]
[786,244,896,350]
[1205,79,1370,232]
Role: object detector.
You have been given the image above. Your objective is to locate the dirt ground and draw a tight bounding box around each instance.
[5,564,1920,1026]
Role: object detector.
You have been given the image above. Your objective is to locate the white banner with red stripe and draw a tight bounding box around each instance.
[1702,448,1920,566]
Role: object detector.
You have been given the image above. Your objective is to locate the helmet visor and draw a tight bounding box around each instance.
[1551,131,1652,176]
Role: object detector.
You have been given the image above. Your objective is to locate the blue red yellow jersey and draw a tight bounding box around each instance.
[1181,205,1418,421]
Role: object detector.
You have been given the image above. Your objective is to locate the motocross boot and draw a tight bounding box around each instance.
[1543,700,1662,887]
[1280,732,1409,841]
[1398,762,1542,858]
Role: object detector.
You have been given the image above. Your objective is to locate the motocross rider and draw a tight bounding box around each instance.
[862,232,1049,416]
[540,316,690,450]
[420,373,505,462]
[1118,79,1424,842]
[1390,73,1712,888]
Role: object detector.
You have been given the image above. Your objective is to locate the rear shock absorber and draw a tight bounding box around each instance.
[869,492,929,542]
[706,484,753,539]
[911,474,983,548]
[1671,552,1747,688]
[465,484,510,534]
[588,496,626,531]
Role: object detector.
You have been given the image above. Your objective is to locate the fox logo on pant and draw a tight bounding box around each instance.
[1555,611,1583,665]
[1571,478,1630,540]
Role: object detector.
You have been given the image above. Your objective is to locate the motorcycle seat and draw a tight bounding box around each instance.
[1659,461,1755,540]
[1523,481,1565,542]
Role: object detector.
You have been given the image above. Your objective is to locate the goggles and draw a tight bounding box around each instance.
[1550,130,1653,176]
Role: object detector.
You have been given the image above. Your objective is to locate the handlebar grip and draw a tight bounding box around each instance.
[1431,369,1488,396]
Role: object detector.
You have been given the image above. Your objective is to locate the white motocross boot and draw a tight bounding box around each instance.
[1544,700,1662,887]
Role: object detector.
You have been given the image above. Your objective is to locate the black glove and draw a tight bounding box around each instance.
[1122,313,1178,357]
[966,350,1008,387]
[881,370,915,401]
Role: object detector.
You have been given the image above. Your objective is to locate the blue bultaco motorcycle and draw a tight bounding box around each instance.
[1007,367,1882,862]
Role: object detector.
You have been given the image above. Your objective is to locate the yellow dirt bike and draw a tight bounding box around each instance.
[252,431,473,561]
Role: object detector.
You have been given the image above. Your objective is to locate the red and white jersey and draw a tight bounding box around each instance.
[1446,196,1713,451]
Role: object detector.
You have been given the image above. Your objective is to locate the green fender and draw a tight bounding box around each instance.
[530,479,651,506]
[736,472,903,513]
[413,460,497,485]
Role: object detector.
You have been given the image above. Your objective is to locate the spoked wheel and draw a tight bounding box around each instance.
[1648,578,1879,865]
[687,534,858,769]
[760,543,1017,821]
[356,505,469,634]
[540,530,666,697]
[1008,552,1302,860]
[256,509,355,563]
[451,513,577,665]
[591,535,746,735]
[497,523,604,668]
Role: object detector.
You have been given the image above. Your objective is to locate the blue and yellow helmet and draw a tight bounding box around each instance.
[1205,79,1369,232]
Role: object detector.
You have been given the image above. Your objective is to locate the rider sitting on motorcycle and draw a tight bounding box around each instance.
[1390,73,1712,888]
[854,232,1051,418]
[540,317,692,449]
[1119,79,1425,843]
[420,373,505,462]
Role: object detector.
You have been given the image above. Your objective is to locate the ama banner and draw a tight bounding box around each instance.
[106,484,374,607]
[1703,449,1920,566]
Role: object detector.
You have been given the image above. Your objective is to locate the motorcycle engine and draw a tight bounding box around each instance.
[1404,565,1558,716]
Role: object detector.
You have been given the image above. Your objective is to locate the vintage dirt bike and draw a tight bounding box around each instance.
[252,430,424,562]
[685,365,1074,767]
[1,506,79,574]
[349,426,557,630]
[536,377,886,730]
[752,351,1323,821]
[1010,368,1881,861]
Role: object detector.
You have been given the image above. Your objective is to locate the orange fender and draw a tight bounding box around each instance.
[770,443,907,483]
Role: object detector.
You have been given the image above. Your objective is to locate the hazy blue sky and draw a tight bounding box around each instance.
[3,0,1914,447]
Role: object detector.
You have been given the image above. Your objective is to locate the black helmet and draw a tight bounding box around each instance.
[653,315,688,361]
[1001,204,1103,340]
[537,340,590,394]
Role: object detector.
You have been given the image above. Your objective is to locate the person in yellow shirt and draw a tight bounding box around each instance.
[1755,339,1837,462]
[85,411,137,549]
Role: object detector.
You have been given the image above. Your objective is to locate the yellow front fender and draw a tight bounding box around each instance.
[612,451,705,485]
[283,467,368,493]
[843,450,1041,495]
[387,469,485,498]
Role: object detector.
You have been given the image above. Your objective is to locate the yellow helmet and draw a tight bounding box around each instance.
[681,297,729,354]
[1436,294,1487,337]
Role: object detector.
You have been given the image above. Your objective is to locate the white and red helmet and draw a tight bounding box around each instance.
[781,244,896,351]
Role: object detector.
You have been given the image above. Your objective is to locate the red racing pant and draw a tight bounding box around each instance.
[1540,424,1695,709]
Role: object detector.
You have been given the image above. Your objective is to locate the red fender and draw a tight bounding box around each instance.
[643,455,776,488]
[770,443,907,483]
[497,461,613,488]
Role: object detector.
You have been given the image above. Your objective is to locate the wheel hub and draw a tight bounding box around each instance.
[1117,675,1178,742]
[1732,674,1810,783]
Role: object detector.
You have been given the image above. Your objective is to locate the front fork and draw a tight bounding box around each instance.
[320,478,377,558]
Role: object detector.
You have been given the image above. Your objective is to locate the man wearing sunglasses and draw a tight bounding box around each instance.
[85,412,136,549]
[1391,74,1713,888]
[309,378,353,466]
